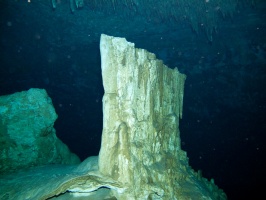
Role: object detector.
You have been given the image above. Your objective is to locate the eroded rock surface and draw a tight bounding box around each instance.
[0,88,80,175]
[98,34,226,199]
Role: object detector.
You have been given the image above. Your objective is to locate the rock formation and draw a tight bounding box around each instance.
[98,34,225,199]
[0,35,227,199]
[0,88,80,175]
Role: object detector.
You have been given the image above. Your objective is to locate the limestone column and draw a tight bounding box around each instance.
[98,34,187,199]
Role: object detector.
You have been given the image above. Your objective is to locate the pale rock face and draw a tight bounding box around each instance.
[98,34,225,199]
[0,88,80,174]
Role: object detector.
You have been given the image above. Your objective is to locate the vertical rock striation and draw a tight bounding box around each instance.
[98,34,226,199]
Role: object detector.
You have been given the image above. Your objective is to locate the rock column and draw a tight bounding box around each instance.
[98,34,186,199]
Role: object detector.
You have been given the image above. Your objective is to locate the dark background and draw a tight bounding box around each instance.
[0,1,265,199]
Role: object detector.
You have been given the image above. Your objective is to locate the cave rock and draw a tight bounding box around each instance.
[0,88,80,174]
[98,34,226,199]
[0,35,227,200]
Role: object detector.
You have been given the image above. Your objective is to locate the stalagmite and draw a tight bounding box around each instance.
[98,34,225,199]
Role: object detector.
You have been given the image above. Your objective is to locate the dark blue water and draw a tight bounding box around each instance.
[0,1,265,199]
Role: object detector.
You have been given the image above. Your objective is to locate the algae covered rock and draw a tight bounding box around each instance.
[0,88,80,175]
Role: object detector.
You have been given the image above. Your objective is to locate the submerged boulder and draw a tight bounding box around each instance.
[0,88,80,175]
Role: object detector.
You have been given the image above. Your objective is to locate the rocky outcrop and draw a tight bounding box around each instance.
[0,88,80,175]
